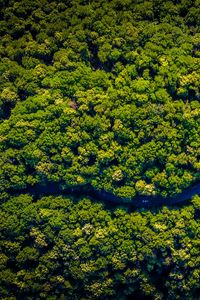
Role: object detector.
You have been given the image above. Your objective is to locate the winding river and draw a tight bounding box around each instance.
[12,181,200,209]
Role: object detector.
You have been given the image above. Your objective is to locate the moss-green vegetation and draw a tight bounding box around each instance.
[0,0,200,298]
[1,194,200,299]
[0,0,200,198]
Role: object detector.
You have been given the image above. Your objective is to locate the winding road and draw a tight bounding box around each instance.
[12,181,200,208]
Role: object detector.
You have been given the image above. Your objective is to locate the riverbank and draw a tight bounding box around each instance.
[7,181,200,209]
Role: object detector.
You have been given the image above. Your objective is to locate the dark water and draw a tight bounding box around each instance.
[9,181,200,209]
[95,182,200,208]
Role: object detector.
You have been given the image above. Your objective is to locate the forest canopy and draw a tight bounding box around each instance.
[0,194,200,299]
[0,0,200,199]
[0,1,200,299]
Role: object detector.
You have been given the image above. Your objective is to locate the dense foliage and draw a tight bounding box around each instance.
[0,194,200,299]
[0,1,200,299]
[0,0,200,198]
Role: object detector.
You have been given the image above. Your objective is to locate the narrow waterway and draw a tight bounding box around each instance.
[9,181,200,209]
